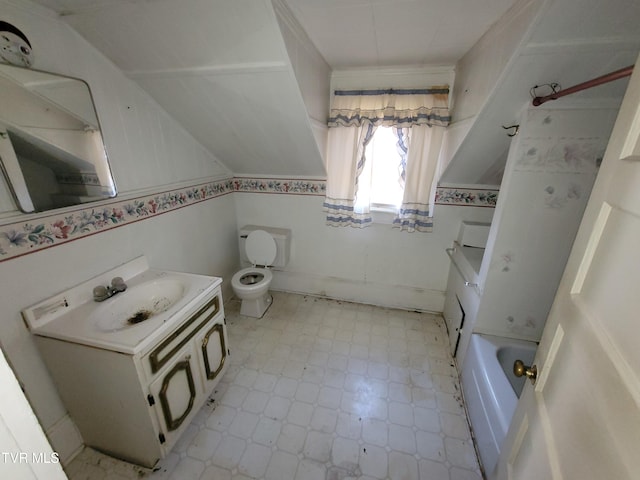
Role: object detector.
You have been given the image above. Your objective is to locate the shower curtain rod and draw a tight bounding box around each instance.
[532,65,634,106]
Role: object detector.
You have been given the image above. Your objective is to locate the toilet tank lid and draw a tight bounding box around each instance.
[240,225,291,240]
[245,230,277,266]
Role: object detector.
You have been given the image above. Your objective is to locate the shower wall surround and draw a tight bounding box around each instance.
[471,105,619,344]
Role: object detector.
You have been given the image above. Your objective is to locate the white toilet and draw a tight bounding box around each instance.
[231,225,291,318]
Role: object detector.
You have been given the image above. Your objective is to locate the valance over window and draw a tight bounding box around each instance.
[324,87,450,231]
[328,87,450,128]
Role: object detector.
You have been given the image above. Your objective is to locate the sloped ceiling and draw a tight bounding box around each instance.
[440,0,640,185]
[29,0,519,178]
[30,0,637,184]
[31,0,327,176]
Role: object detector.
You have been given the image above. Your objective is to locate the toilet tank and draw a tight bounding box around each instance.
[239,225,291,267]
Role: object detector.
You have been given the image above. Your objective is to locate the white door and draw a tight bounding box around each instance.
[0,348,67,479]
[495,57,640,480]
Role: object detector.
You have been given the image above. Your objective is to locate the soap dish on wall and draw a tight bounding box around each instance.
[0,21,33,67]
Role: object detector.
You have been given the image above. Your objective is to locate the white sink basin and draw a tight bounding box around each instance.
[23,257,222,354]
[91,278,186,333]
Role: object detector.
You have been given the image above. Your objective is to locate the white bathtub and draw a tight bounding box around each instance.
[461,334,537,477]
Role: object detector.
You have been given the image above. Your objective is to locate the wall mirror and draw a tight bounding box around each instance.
[0,64,116,213]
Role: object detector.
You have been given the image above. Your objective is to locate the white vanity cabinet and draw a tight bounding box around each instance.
[34,286,229,468]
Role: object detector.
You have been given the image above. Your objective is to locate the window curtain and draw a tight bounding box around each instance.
[324,88,450,229]
[323,123,377,227]
[394,127,409,184]
[327,88,450,128]
[392,125,445,232]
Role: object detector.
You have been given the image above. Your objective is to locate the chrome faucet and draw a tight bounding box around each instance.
[93,276,127,302]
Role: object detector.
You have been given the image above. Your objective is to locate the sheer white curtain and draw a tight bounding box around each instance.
[323,123,377,227]
[392,125,444,232]
[323,88,450,230]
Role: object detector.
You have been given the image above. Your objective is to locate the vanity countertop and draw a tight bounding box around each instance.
[23,257,221,355]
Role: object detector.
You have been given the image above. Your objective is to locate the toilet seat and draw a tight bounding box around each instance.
[232,227,281,318]
[231,267,273,295]
[238,271,264,286]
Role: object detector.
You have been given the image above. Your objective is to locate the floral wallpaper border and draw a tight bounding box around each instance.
[435,187,499,207]
[0,178,496,262]
[0,177,325,263]
[233,177,326,195]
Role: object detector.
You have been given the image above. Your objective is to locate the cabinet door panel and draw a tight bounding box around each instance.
[196,318,228,389]
[149,342,202,448]
[160,359,196,430]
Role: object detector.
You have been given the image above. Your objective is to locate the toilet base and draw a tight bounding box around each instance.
[240,293,273,318]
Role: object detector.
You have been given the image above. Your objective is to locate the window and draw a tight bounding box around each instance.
[324,87,450,231]
[357,127,405,211]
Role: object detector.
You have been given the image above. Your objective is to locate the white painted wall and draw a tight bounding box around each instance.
[234,192,494,312]
[0,0,238,463]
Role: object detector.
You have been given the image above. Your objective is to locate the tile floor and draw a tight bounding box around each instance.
[66,292,483,480]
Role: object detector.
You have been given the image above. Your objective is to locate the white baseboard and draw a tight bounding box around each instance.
[271,270,444,313]
[46,414,83,466]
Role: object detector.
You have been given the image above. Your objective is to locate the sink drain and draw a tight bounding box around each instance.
[127,310,153,325]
